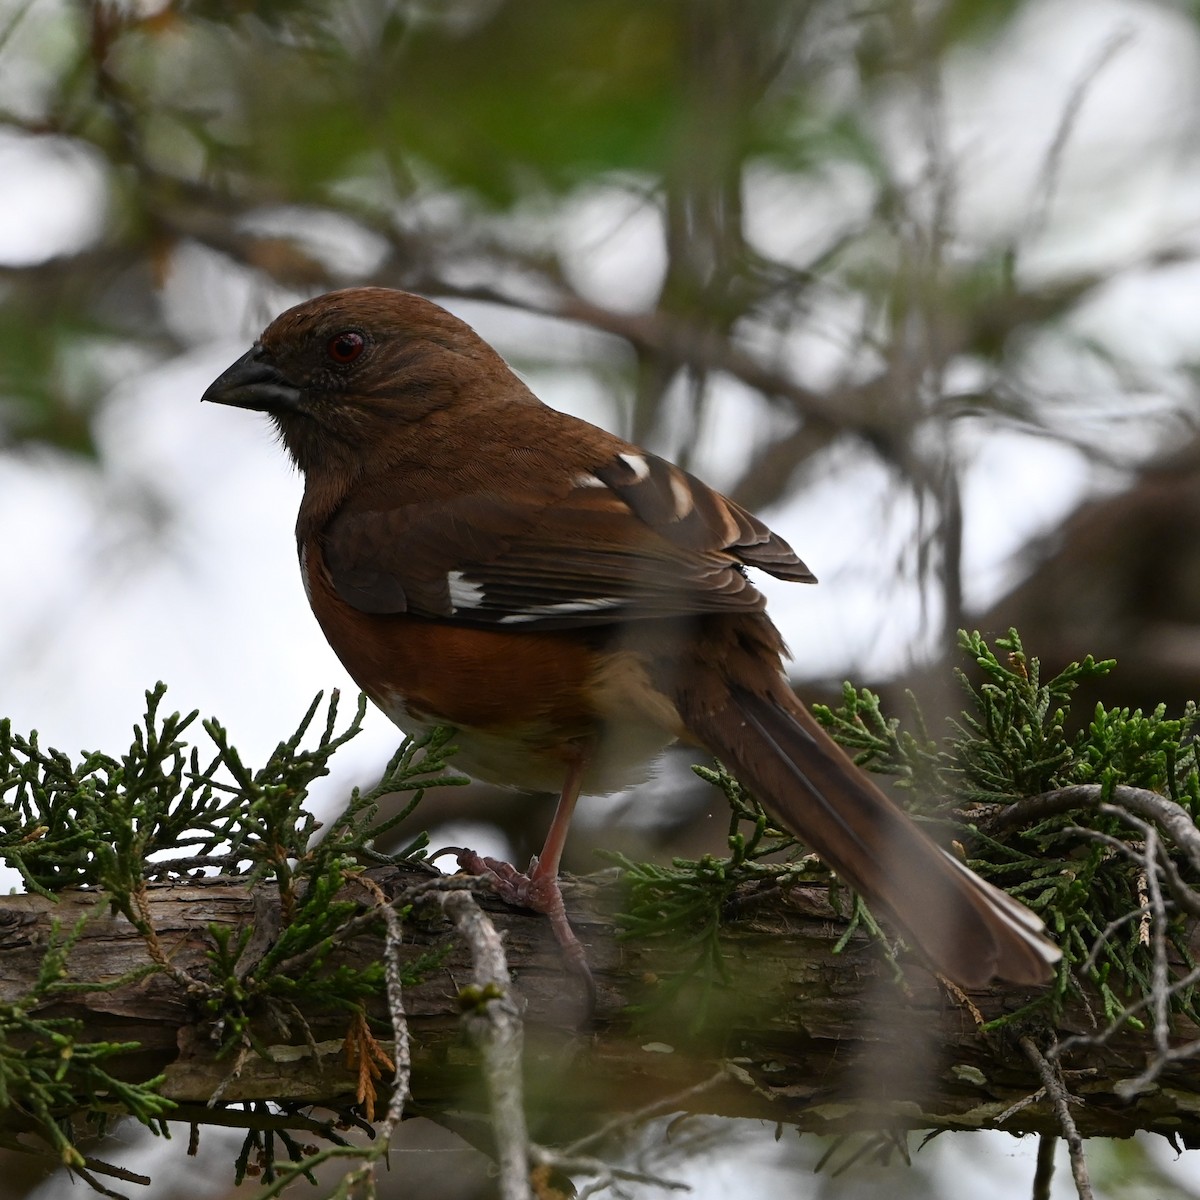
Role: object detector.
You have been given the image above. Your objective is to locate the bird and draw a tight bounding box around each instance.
[202,286,1061,990]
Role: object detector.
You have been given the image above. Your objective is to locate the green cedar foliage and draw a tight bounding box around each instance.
[611,630,1200,1034]
[0,686,465,1178]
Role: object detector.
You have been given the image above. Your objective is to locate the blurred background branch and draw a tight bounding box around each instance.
[5,0,1200,1196]
[7,0,1199,681]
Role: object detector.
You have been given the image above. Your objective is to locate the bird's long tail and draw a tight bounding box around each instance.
[680,682,1060,988]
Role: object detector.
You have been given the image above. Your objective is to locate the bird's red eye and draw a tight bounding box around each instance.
[327,331,365,364]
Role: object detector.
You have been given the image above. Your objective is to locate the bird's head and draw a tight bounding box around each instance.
[202,287,531,475]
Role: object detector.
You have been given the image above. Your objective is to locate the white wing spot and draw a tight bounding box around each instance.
[668,471,694,519]
[498,597,624,623]
[618,452,651,481]
[575,472,608,488]
[447,570,486,611]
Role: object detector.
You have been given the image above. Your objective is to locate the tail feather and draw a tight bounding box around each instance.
[684,683,1060,988]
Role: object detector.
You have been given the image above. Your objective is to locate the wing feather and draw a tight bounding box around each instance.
[319,448,814,629]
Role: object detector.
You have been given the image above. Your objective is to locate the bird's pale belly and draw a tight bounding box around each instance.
[373,689,675,795]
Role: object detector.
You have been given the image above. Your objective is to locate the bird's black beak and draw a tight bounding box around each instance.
[201,344,304,413]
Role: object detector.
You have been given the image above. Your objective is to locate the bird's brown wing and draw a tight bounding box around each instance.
[319,447,814,628]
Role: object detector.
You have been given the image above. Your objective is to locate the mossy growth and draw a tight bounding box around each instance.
[610,630,1200,1034]
[0,686,466,1185]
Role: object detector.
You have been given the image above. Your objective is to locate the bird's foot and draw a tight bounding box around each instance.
[456,849,594,997]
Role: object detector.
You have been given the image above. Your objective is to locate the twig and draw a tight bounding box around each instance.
[130,879,212,997]
[1020,1038,1093,1200]
[1031,1132,1056,1200]
[1053,802,1200,1093]
[1076,807,1179,1096]
[348,871,411,1134]
[1118,1040,1200,1099]
[378,903,411,1136]
[207,1042,252,1108]
[1106,811,1200,1099]
[998,784,1200,872]
[440,889,532,1200]
[165,1104,352,1139]
[1053,961,1200,1060]
[1157,849,1200,919]
[523,1068,730,1198]
[1141,825,1171,1065]
[1076,904,1153,976]
[994,1087,1046,1125]
[537,1150,690,1198]
[558,1068,729,1159]
[269,872,485,982]
[1027,28,1135,239]
[71,1163,136,1200]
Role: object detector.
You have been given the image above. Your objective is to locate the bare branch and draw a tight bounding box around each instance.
[1020,1038,1094,1200]
[379,903,411,1134]
[996,785,1200,873]
[439,889,532,1200]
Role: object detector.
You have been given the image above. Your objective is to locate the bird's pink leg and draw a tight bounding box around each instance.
[456,753,591,985]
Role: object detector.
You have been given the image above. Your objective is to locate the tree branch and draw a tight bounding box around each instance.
[1,865,1198,1147]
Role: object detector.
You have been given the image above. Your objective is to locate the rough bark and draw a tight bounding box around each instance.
[0,866,1195,1146]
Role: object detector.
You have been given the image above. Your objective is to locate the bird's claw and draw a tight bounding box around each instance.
[455,849,595,1002]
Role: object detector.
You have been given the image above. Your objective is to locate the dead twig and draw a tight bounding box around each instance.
[440,889,532,1200]
[995,785,1200,874]
[1020,1038,1093,1200]
[557,1068,729,1161]
[1064,806,1184,1098]
[1027,28,1136,239]
[378,903,411,1136]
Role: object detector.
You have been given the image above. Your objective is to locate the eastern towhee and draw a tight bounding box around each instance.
[203,286,1060,989]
